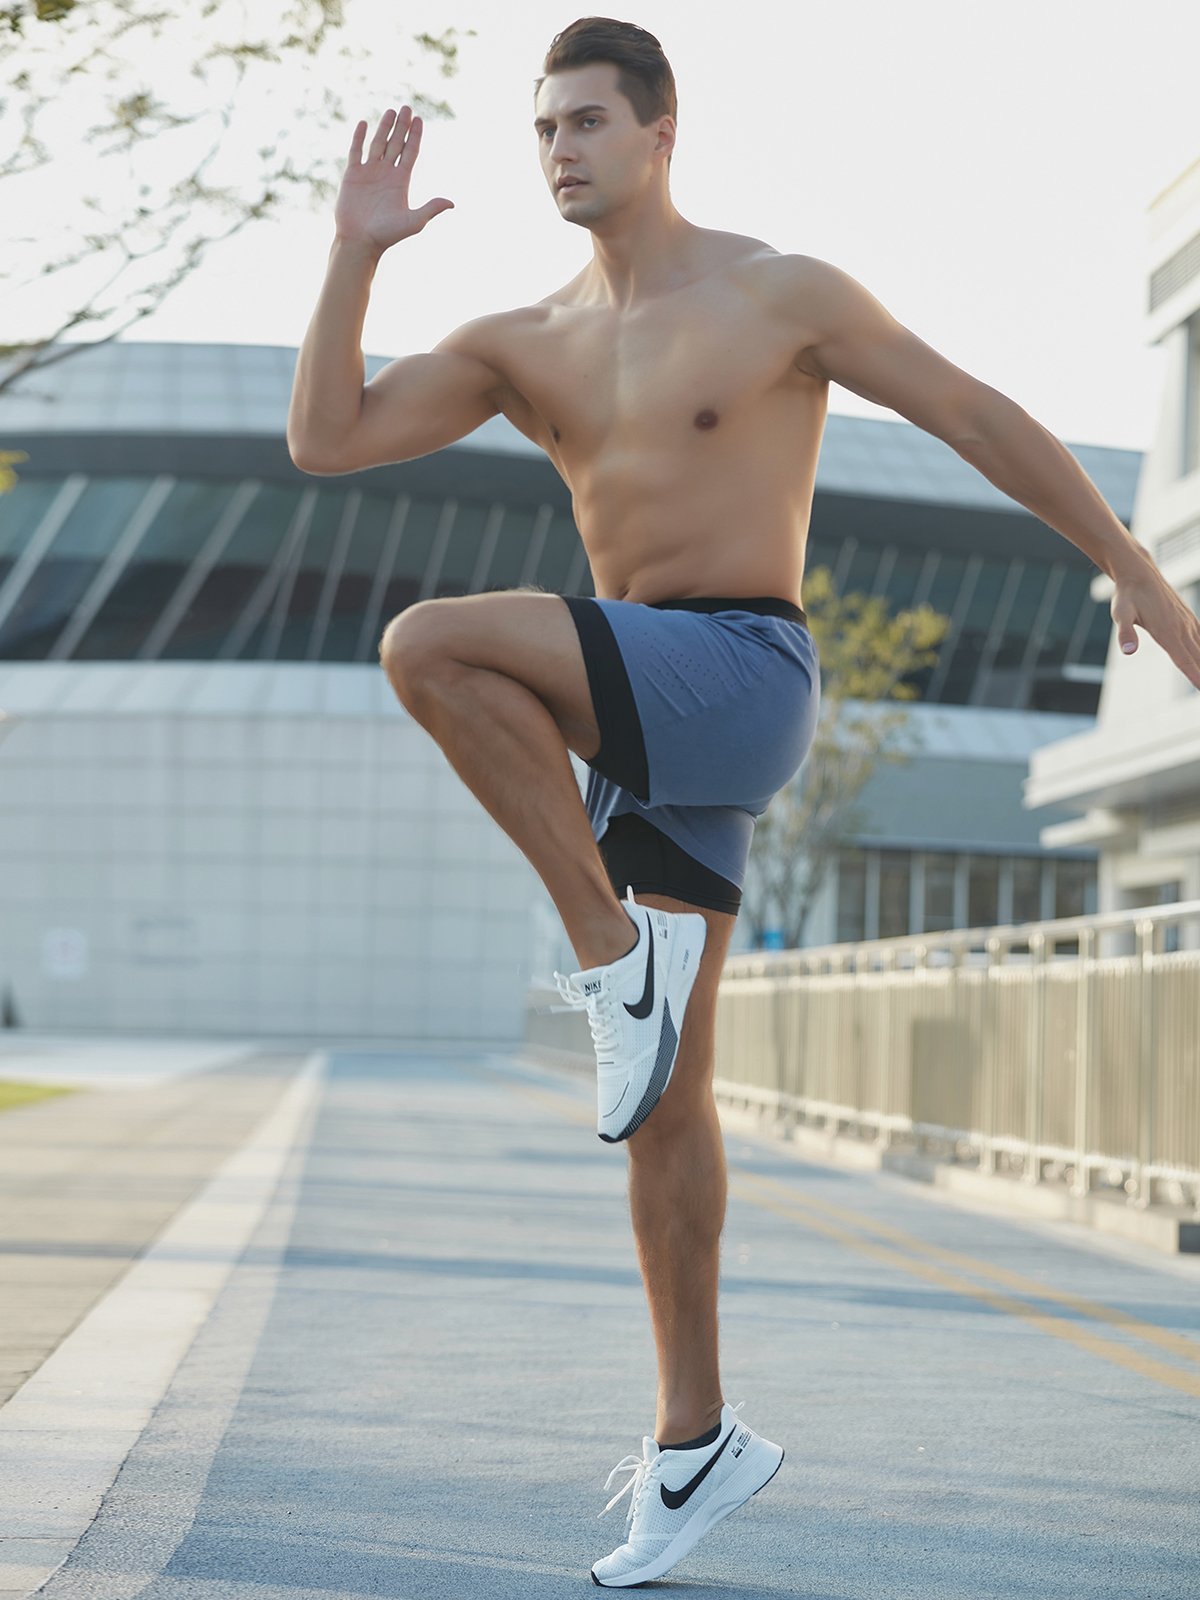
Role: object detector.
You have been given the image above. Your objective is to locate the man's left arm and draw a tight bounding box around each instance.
[794,257,1200,691]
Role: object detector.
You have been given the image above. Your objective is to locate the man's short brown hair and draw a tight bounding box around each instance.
[537,17,677,126]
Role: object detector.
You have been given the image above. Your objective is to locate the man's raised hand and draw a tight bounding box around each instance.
[334,106,454,254]
[1111,548,1200,692]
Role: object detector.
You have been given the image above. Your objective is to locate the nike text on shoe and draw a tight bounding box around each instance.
[553,886,707,1142]
[590,1401,785,1587]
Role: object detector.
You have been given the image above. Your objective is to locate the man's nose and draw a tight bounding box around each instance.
[548,129,577,163]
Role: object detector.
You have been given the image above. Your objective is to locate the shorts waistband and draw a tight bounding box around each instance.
[645,594,808,627]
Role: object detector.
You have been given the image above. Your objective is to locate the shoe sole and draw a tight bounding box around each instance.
[597,907,707,1144]
[590,1440,784,1587]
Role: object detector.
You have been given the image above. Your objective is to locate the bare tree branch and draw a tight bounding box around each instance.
[0,0,470,402]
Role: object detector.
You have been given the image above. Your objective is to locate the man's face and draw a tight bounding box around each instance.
[534,61,671,228]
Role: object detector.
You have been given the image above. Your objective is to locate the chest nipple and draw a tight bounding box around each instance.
[693,408,719,431]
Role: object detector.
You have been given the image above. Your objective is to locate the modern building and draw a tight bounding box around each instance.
[0,339,1136,1037]
[1027,154,1200,929]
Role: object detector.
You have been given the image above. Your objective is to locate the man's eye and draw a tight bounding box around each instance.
[581,117,598,127]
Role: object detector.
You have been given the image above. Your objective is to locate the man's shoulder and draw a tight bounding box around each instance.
[728,246,838,295]
[435,302,554,362]
[728,250,869,342]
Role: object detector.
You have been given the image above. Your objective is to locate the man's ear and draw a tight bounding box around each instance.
[654,115,676,160]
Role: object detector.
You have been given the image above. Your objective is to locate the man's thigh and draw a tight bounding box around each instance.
[380,589,603,762]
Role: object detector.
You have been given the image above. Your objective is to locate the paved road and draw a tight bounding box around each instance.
[8,1047,1200,1598]
[0,1044,303,1405]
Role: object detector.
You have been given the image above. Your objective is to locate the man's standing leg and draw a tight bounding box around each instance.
[588,888,779,1590]
[622,895,737,1446]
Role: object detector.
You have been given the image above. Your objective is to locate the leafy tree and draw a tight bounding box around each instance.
[0,0,469,402]
[742,564,950,949]
[0,450,27,491]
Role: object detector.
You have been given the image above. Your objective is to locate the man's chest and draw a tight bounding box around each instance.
[495,297,809,450]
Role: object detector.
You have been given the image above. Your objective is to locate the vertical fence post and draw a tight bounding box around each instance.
[876,945,896,1152]
[1023,930,1048,1186]
[980,933,1003,1176]
[824,950,843,1140]
[1071,925,1096,1199]
[949,937,963,1156]
[1131,918,1159,1210]
[912,940,928,1153]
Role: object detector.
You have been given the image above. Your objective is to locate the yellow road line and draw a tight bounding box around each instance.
[734,1167,1200,1373]
[730,1171,1200,1400]
[498,1059,1200,1399]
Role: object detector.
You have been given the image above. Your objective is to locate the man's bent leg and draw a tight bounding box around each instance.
[380,595,638,973]
[623,893,737,1446]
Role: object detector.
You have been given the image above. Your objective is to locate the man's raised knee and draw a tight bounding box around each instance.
[379,601,445,699]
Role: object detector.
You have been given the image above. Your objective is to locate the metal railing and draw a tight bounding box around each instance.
[525,900,1200,1213]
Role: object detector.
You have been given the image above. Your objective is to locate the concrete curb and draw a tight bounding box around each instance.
[718,1105,1200,1256]
[0,1051,328,1599]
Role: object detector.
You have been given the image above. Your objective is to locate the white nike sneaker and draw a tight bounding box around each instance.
[553,886,707,1142]
[590,1401,784,1587]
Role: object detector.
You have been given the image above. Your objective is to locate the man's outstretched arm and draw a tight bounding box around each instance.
[791,256,1200,691]
[288,105,502,475]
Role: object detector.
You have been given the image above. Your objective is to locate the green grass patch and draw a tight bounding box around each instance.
[0,1079,80,1114]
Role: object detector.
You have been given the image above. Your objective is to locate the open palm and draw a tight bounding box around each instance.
[335,105,453,253]
[1111,552,1200,691]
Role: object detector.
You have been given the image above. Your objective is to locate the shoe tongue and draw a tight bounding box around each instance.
[643,1436,660,1460]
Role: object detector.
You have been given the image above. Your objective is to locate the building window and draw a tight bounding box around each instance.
[835,848,1096,945]
[836,848,867,944]
[1158,880,1182,955]
[879,850,912,938]
[1054,857,1095,921]
[922,852,956,933]
[1011,857,1043,925]
[968,856,1000,928]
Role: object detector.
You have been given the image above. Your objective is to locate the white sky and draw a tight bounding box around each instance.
[21,0,1200,451]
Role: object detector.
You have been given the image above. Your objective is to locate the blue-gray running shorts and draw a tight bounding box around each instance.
[559,593,821,915]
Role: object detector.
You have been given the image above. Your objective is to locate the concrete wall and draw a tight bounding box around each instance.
[0,696,546,1041]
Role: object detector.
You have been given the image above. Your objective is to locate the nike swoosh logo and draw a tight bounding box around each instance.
[624,915,654,1019]
[659,1426,734,1511]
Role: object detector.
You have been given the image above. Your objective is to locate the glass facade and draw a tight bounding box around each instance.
[835,847,1097,943]
[804,532,1106,713]
[922,852,957,932]
[968,855,1001,928]
[0,472,1114,711]
[836,846,868,944]
[0,476,596,667]
[878,850,912,939]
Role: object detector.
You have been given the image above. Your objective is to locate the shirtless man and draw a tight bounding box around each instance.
[287,18,1200,1587]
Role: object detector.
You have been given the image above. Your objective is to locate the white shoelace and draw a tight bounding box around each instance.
[598,1451,652,1525]
[553,969,621,1060]
[598,1403,746,1526]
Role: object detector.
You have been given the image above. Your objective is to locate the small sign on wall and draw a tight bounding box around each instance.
[42,927,89,980]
